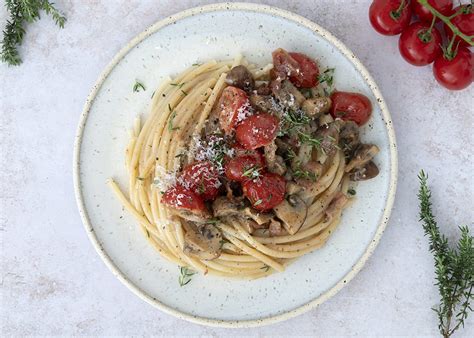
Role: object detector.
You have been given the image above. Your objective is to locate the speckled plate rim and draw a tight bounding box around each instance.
[73,2,398,328]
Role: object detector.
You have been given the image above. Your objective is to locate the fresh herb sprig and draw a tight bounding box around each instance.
[167,104,179,131]
[418,171,473,338]
[293,168,317,181]
[242,165,262,179]
[178,266,196,287]
[1,0,66,66]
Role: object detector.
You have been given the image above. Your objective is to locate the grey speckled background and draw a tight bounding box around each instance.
[1,0,473,336]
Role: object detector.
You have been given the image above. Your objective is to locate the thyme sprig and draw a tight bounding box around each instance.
[133,81,146,92]
[178,266,196,287]
[1,0,66,66]
[418,171,473,338]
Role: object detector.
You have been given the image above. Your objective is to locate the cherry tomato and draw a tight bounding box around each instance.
[369,0,412,35]
[413,0,453,22]
[242,173,286,211]
[218,86,250,134]
[399,22,442,66]
[179,161,221,200]
[225,154,266,182]
[445,5,474,48]
[288,52,319,88]
[330,92,373,125]
[162,185,207,212]
[235,113,280,150]
[433,47,473,90]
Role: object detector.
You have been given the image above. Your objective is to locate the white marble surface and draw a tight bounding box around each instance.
[1,0,473,336]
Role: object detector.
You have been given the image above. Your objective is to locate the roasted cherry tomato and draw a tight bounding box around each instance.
[272,48,300,79]
[288,52,319,88]
[330,92,372,125]
[445,5,474,47]
[162,185,207,212]
[179,161,221,200]
[242,173,286,211]
[235,113,279,150]
[413,0,453,22]
[398,22,442,66]
[225,154,266,182]
[433,47,473,90]
[218,86,250,134]
[369,0,412,35]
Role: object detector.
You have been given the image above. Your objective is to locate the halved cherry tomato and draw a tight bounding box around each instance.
[225,154,266,182]
[445,5,474,48]
[235,113,280,150]
[330,92,372,126]
[218,86,250,134]
[398,22,442,66]
[369,0,412,35]
[433,47,473,90]
[242,173,286,211]
[413,0,453,22]
[179,161,221,200]
[288,52,319,88]
[162,185,207,212]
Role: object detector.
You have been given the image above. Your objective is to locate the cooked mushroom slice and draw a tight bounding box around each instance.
[264,141,287,175]
[249,93,274,113]
[286,181,303,195]
[236,217,259,234]
[272,80,306,109]
[225,65,255,92]
[256,82,272,95]
[345,144,380,172]
[183,223,222,260]
[318,113,334,126]
[273,194,308,235]
[291,143,312,170]
[212,196,244,217]
[242,207,274,226]
[349,161,379,181]
[301,97,332,118]
[269,218,283,236]
[339,121,360,156]
[316,122,340,157]
[169,208,211,223]
[325,192,348,222]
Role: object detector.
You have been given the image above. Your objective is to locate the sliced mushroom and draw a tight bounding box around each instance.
[302,97,332,118]
[349,161,379,181]
[212,196,245,217]
[273,194,308,235]
[183,223,222,260]
[169,208,211,223]
[242,207,274,225]
[316,121,340,157]
[318,113,334,126]
[269,218,283,236]
[264,141,287,175]
[236,217,258,234]
[345,144,380,172]
[256,82,272,95]
[271,80,306,109]
[286,181,303,195]
[291,143,312,170]
[225,65,255,92]
[325,192,348,222]
[339,121,360,157]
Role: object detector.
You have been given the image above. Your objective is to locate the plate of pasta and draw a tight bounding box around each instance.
[74,3,397,327]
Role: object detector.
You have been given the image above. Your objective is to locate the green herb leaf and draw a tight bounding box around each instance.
[298,131,321,148]
[260,264,270,272]
[133,81,146,92]
[242,165,262,179]
[168,110,179,131]
[347,188,356,196]
[178,266,196,287]
[170,82,185,89]
[293,168,317,181]
[253,199,263,206]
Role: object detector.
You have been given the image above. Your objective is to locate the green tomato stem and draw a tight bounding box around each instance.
[417,0,473,46]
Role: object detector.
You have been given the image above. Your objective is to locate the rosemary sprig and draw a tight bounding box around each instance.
[178,266,196,287]
[418,171,473,338]
[1,0,66,66]
[293,168,317,181]
[298,131,321,148]
[167,105,179,131]
[242,165,262,179]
